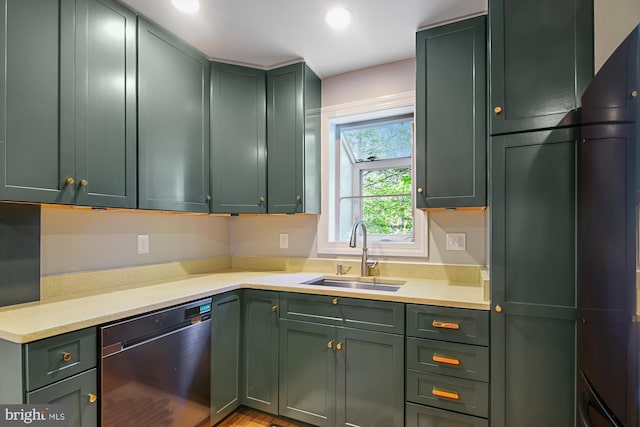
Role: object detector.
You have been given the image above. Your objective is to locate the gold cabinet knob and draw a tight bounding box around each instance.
[62,352,73,362]
[295,195,301,201]
[495,304,503,313]
[336,343,343,350]
[332,298,338,305]
[259,196,265,203]
[205,195,212,201]
[417,187,423,193]
[632,90,638,98]
[494,106,503,114]
[88,394,97,403]
[64,177,75,186]
[79,179,88,187]
[327,340,334,349]
[271,305,278,312]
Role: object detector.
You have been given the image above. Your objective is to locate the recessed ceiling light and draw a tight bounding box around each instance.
[325,7,353,30]
[172,0,200,14]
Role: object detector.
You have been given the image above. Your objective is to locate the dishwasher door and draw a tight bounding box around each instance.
[100,299,212,427]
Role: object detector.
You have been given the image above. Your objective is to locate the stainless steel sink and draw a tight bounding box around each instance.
[301,278,404,292]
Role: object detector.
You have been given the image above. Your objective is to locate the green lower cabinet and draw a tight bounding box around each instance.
[210,291,241,425]
[242,290,279,414]
[490,128,577,426]
[335,327,404,427]
[278,319,404,427]
[279,319,336,426]
[406,403,488,427]
[26,369,98,427]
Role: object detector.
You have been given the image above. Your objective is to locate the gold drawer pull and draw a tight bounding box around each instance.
[62,352,73,362]
[332,298,339,305]
[432,354,461,366]
[336,343,343,350]
[271,305,278,312]
[88,394,97,403]
[327,341,334,349]
[432,321,460,330]
[432,387,459,400]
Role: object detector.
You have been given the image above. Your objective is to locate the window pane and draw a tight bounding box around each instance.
[341,118,412,162]
[361,167,413,235]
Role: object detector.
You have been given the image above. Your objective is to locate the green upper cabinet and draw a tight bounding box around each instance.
[138,18,210,212]
[74,0,137,208]
[267,62,321,214]
[210,62,267,213]
[489,0,593,134]
[490,128,578,427]
[415,16,486,209]
[0,0,136,208]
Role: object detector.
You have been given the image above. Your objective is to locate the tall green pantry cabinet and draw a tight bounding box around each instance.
[488,0,593,425]
[0,0,137,208]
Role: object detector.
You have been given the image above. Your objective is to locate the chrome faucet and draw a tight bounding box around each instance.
[349,220,377,276]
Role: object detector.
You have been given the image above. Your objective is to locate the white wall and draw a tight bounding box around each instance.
[594,0,640,71]
[41,208,230,275]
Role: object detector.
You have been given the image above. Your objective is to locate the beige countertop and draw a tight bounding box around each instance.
[0,268,488,344]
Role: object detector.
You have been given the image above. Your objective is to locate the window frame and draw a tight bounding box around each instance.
[317,91,428,258]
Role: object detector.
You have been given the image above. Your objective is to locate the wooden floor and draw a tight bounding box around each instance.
[215,406,313,427]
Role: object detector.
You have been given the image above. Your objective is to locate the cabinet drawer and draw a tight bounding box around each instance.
[407,337,489,382]
[406,305,488,345]
[406,371,488,418]
[280,292,404,334]
[25,328,97,391]
[27,368,98,425]
[406,403,488,427]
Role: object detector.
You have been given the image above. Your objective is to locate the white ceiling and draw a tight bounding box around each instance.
[120,0,487,78]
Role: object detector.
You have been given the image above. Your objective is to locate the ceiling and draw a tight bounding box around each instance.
[120,0,487,78]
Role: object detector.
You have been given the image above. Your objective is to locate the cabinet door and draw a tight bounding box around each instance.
[267,63,304,213]
[266,63,321,214]
[74,0,136,208]
[279,319,335,426]
[211,291,241,425]
[27,369,98,427]
[210,62,266,213]
[242,290,279,414]
[0,0,75,204]
[489,0,593,134]
[490,128,577,426]
[415,16,486,208]
[138,18,210,212]
[336,328,404,427]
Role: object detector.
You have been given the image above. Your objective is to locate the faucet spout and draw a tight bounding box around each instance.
[349,220,374,276]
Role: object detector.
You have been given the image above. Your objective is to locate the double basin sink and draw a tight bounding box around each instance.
[300,277,405,292]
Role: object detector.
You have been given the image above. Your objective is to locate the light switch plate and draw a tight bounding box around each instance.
[138,234,149,254]
[279,233,289,249]
[446,232,466,251]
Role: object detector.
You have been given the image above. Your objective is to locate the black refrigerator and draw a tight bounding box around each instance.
[578,24,639,427]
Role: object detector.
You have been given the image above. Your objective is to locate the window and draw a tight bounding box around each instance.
[318,92,428,257]
[334,114,414,243]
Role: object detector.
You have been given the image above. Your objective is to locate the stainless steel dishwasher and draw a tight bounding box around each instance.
[100,298,212,427]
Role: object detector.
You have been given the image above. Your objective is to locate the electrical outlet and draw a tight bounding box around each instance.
[446,232,466,251]
[138,234,149,254]
[279,233,289,249]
